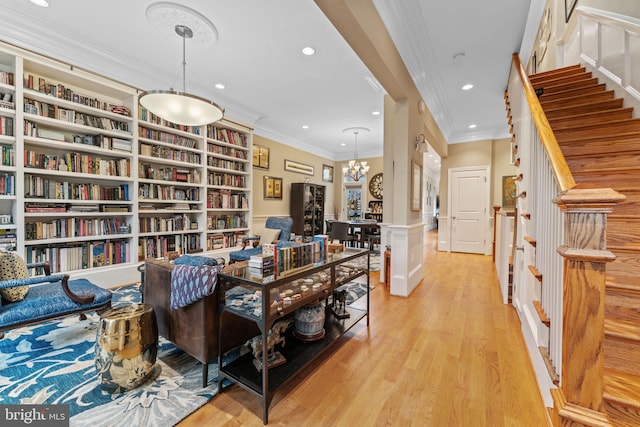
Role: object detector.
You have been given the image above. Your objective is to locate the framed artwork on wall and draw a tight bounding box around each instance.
[264,176,283,200]
[253,145,270,169]
[284,159,314,176]
[322,164,334,183]
[502,175,517,208]
[411,160,422,211]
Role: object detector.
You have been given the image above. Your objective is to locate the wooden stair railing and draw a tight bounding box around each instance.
[511,55,626,427]
[534,63,640,426]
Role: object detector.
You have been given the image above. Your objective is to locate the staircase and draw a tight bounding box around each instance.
[529,64,640,427]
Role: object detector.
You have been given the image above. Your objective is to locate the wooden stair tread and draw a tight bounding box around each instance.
[539,84,609,103]
[604,368,640,409]
[548,107,634,129]
[532,300,550,327]
[534,77,600,95]
[605,318,640,341]
[566,153,640,174]
[606,275,640,292]
[530,70,592,89]
[553,119,640,141]
[543,97,623,117]
[524,236,536,247]
[528,265,542,282]
[559,132,640,157]
[528,65,586,83]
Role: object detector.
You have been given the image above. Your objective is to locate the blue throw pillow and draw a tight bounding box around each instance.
[171,255,218,267]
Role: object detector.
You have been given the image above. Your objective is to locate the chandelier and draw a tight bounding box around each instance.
[342,127,370,181]
[140,4,224,126]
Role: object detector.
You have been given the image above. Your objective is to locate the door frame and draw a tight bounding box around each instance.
[447,165,491,255]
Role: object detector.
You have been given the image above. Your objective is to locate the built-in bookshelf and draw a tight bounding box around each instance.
[137,107,205,260]
[205,122,251,252]
[0,51,17,252]
[0,41,253,286]
[21,56,136,277]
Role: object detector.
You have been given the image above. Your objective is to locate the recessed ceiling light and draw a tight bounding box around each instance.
[340,143,346,146]
[462,83,474,90]
[302,125,309,129]
[469,124,477,129]
[428,154,433,158]
[302,46,316,56]
[372,111,381,116]
[30,0,49,6]
[214,83,225,89]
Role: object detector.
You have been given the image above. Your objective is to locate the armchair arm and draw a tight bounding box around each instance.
[26,261,51,276]
[0,273,95,305]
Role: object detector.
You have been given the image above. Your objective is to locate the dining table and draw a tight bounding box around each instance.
[347,220,380,248]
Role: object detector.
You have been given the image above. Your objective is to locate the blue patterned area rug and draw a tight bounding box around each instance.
[0,284,226,427]
[336,280,374,305]
[0,282,372,426]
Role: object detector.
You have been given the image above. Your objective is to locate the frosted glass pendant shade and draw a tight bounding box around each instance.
[139,90,224,126]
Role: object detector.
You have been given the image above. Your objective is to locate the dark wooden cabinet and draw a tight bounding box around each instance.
[290,183,325,240]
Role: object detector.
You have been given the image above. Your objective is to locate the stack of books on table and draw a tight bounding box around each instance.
[248,253,275,276]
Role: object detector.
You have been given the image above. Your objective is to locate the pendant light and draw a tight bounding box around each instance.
[342,127,370,181]
[139,23,224,126]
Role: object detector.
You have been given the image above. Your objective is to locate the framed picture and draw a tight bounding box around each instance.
[253,145,270,169]
[411,160,422,211]
[322,164,334,183]
[502,175,517,208]
[284,159,314,176]
[263,176,283,200]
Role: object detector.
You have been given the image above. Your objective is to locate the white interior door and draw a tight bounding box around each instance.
[450,167,488,254]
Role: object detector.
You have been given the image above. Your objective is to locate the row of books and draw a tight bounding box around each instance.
[23,74,130,117]
[206,190,248,209]
[206,214,247,230]
[206,231,243,250]
[139,126,198,148]
[0,173,15,195]
[1,144,14,166]
[24,150,131,177]
[206,156,246,171]
[207,126,249,148]
[0,71,14,86]
[138,183,200,201]
[24,98,130,133]
[141,164,201,184]
[207,142,248,160]
[139,214,194,233]
[207,171,247,188]
[24,177,129,201]
[25,240,130,273]
[25,203,130,213]
[73,134,132,152]
[138,107,201,135]
[139,143,201,163]
[138,233,201,260]
[261,235,329,273]
[0,116,13,136]
[25,216,129,241]
[0,231,16,251]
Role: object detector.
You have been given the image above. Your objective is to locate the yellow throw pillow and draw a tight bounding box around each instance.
[259,228,282,247]
[0,251,30,302]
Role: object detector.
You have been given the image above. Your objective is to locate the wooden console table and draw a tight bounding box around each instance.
[217,248,370,424]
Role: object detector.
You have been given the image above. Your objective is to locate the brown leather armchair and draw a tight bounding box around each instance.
[142,258,259,387]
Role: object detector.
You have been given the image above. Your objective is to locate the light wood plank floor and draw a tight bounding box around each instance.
[180,230,550,426]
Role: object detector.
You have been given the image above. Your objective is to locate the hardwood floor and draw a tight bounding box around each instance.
[180,230,550,426]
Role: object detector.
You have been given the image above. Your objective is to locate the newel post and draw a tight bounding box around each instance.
[551,185,625,426]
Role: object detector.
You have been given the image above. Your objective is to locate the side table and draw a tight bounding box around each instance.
[95,303,159,393]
